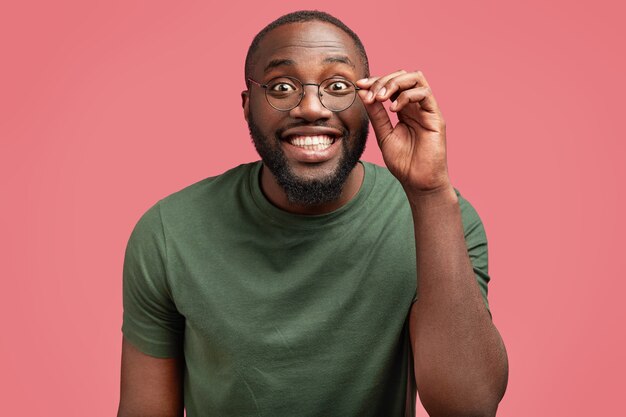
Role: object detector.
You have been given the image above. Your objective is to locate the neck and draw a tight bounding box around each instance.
[259,162,365,215]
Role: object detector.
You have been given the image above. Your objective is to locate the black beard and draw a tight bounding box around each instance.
[247,113,369,206]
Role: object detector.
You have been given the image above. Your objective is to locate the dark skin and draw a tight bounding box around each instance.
[243,21,509,416]
[242,23,368,215]
[117,338,183,417]
[118,20,508,417]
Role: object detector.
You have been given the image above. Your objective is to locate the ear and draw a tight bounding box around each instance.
[241,90,250,123]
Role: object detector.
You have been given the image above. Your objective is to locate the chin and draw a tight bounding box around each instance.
[288,159,343,182]
[247,113,369,206]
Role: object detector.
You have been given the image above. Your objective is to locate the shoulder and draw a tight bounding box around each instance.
[362,161,487,236]
[158,162,258,211]
[454,189,488,241]
[130,161,259,235]
[361,161,408,205]
[363,161,403,189]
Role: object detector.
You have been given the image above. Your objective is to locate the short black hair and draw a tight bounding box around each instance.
[244,10,370,86]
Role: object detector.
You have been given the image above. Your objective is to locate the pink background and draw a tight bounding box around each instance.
[1,0,624,415]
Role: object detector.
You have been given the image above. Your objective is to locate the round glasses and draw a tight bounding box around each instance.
[247,76,361,112]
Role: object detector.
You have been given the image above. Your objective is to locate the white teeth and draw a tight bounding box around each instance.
[288,135,335,149]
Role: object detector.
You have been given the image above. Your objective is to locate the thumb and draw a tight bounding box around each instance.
[358,90,393,146]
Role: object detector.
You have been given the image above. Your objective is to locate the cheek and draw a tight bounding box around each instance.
[248,96,265,117]
[249,102,281,131]
[341,107,369,132]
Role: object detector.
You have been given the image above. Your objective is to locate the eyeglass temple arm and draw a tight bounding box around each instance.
[247,78,266,88]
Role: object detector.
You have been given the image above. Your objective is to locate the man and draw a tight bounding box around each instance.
[118,10,508,417]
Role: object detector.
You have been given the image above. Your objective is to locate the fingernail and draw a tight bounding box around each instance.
[378,87,387,97]
[366,91,374,101]
[357,78,368,83]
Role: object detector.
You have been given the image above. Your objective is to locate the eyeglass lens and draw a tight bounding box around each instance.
[264,77,357,112]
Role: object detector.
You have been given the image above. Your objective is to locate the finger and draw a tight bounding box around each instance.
[413,70,431,87]
[389,86,435,113]
[357,89,393,144]
[357,70,407,104]
[374,72,420,103]
[376,72,439,113]
[391,88,445,132]
[355,75,389,89]
[410,87,438,114]
[355,77,379,102]
[410,71,438,113]
[355,76,379,87]
[366,70,407,103]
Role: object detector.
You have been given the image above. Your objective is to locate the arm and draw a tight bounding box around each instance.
[117,337,184,417]
[407,187,508,416]
[357,71,508,416]
[120,203,186,416]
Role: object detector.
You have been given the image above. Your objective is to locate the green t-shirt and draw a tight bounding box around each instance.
[122,161,491,417]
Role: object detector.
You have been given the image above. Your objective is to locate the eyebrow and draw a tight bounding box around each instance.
[264,59,296,73]
[322,55,355,68]
[263,55,356,73]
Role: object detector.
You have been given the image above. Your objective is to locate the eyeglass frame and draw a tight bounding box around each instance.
[247,76,362,112]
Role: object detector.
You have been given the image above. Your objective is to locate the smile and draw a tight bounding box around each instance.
[288,135,336,151]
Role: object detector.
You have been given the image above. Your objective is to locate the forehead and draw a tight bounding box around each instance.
[252,21,363,77]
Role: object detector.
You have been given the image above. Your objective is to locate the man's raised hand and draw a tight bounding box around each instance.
[356,70,452,197]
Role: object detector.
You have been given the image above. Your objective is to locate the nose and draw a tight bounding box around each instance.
[288,84,333,121]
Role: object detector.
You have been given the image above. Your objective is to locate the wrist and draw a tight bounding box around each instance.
[404,183,458,210]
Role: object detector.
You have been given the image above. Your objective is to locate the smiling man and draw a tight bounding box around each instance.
[118,10,508,417]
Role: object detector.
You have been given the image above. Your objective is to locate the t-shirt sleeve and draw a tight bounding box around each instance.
[121,202,185,358]
[456,189,492,318]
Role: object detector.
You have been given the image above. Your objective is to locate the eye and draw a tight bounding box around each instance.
[328,81,350,91]
[269,82,297,93]
[323,79,354,97]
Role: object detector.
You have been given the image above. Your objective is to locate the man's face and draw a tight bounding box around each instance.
[243,21,370,206]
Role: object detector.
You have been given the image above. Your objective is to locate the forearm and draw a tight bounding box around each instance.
[407,186,508,417]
